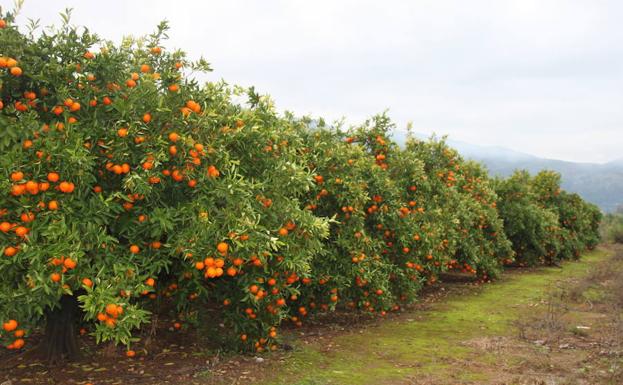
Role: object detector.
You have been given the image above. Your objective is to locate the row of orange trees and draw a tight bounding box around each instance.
[0,10,601,358]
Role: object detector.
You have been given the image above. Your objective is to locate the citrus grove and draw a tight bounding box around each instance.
[0,7,601,361]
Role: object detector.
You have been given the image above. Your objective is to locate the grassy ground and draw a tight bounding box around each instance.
[228,246,622,385]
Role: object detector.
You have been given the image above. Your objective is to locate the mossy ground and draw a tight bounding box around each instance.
[244,247,620,385]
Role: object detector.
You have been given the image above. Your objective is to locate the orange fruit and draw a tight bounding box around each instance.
[2,319,18,332]
[47,172,60,182]
[12,338,25,349]
[10,171,24,182]
[105,303,118,317]
[0,222,12,232]
[25,180,39,194]
[4,246,17,257]
[216,242,228,254]
[14,226,29,237]
[63,258,77,269]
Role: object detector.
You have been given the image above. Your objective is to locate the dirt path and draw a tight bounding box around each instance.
[3,246,621,385]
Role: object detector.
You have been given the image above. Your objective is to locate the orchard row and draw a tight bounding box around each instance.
[0,11,601,356]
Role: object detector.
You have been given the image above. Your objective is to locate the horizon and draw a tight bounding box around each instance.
[396,130,621,166]
[6,0,623,163]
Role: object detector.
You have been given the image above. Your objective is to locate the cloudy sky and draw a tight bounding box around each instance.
[6,0,623,163]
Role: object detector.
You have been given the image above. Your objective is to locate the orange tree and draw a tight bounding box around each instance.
[289,117,413,320]
[493,170,566,265]
[402,136,514,280]
[285,115,434,322]
[290,114,515,325]
[0,10,329,359]
[530,171,601,261]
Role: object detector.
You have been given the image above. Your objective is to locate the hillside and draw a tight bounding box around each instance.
[393,132,623,213]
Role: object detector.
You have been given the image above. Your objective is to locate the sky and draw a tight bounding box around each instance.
[4,0,623,163]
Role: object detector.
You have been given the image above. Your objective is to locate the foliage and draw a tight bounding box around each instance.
[495,170,602,265]
[0,6,602,355]
[600,213,623,244]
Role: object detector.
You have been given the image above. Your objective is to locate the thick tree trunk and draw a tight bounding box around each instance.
[38,295,82,364]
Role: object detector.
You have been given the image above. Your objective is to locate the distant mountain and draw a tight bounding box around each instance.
[392,131,623,213]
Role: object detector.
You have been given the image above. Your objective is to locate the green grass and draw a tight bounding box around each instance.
[256,249,610,385]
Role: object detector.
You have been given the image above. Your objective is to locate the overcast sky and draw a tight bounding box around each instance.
[5,0,623,163]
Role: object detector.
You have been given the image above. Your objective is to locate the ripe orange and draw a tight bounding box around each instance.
[2,319,17,332]
[105,303,118,317]
[10,66,22,76]
[47,172,60,182]
[216,242,228,254]
[51,273,61,282]
[12,338,25,349]
[82,278,93,288]
[25,180,39,194]
[14,226,29,237]
[10,171,24,182]
[129,245,140,254]
[63,258,77,269]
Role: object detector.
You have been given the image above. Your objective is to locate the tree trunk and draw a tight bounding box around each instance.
[39,294,82,364]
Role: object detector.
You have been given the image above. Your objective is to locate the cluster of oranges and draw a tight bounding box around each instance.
[0,55,21,78]
[2,319,25,350]
[49,255,78,282]
[96,303,124,329]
